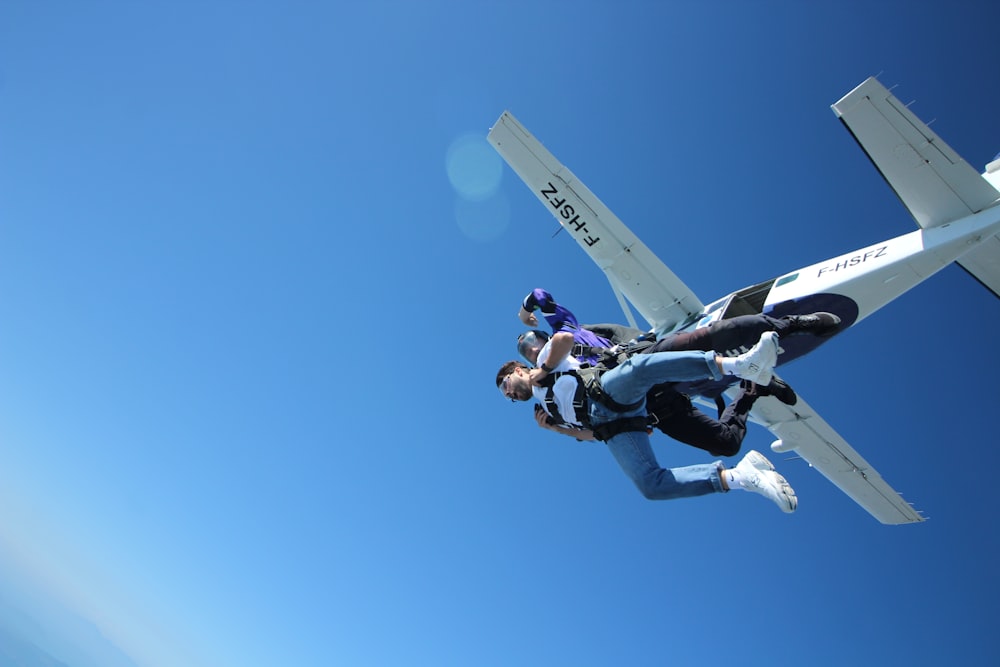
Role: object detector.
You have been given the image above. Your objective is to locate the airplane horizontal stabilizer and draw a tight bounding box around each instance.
[957,232,1000,299]
[832,77,1000,229]
[487,111,704,333]
[746,386,925,524]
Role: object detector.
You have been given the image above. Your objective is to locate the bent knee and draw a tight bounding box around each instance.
[635,481,659,500]
[633,472,670,500]
[709,442,741,458]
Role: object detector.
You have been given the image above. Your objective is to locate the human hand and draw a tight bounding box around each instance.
[528,367,551,386]
[533,404,556,429]
[518,307,538,327]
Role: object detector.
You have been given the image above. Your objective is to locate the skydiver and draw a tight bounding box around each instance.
[515,288,840,456]
[496,329,798,512]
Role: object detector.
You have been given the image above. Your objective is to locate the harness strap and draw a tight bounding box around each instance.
[538,371,590,428]
[592,416,651,442]
[576,367,644,413]
[537,363,646,429]
[645,387,690,426]
[577,339,656,368]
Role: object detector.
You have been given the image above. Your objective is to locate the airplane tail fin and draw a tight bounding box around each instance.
[832,77,1000,298]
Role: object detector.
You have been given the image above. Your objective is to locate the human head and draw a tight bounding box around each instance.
[495,360,533,402]
[516,329,550,365]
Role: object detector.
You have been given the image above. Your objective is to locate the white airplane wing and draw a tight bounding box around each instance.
[488,111,704,334]
[832,76,1000,298]
[832,76,1000,228]
[746,389,925,524]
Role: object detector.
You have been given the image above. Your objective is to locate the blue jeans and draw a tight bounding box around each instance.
[589,350,726,499]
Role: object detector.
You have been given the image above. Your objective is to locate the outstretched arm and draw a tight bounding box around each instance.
[518,288,550,326]
[518,288,581,332]
[518,305,539,327]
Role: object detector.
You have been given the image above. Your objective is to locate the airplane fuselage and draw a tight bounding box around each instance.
[671,203,1000,396]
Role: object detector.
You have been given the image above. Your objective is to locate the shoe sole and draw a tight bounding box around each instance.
[787,313,841,337]
[741,332,778,385]
[743,451,797,513]
[756,332,778,385]
[743,468,798,513]
[815,313,842,337]
[772,472,798,513]
[744,449,775,472]
[771,379,798,405]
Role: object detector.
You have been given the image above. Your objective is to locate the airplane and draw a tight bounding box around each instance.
[486,76,1000,525]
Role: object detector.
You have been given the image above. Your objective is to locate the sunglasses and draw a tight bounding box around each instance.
[499,373,516,402]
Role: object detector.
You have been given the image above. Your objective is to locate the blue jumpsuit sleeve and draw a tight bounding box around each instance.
[523,289,613,364]
[522,288,555,314]
[522,288,581,332]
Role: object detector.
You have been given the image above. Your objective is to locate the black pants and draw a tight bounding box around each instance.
[584,313,791,355]
[646,313,791,357]
[643,314,790,457]
[645,386,755,457]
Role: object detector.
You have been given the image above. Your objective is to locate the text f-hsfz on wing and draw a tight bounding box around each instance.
[488,111,704,334]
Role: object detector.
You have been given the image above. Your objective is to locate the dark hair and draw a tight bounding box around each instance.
[495,360,527,387]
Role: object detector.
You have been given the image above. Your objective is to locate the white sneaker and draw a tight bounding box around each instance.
[734,449,797,513]
[732,331,778,386]
[740,449,775,472]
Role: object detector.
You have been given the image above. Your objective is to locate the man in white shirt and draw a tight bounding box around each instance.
[496,331,797,513]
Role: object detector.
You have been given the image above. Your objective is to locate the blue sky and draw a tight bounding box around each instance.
[2,2,999,666]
